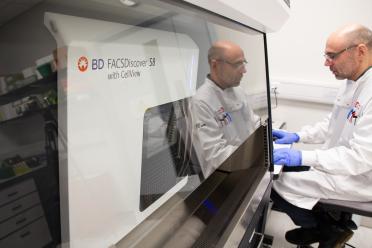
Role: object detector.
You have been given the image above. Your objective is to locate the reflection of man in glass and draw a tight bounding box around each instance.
[191,40,259,178]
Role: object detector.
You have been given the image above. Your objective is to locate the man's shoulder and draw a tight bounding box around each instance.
[194,80,219,99]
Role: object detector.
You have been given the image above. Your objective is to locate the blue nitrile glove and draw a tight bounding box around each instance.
[274,148,302,166]
[272,129,300,144]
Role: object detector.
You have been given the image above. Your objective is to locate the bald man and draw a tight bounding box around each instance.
[272,24,372,247]
[190,41,259,178]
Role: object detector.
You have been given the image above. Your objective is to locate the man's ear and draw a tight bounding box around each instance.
[210,59,218,69]
[357,43,368,57]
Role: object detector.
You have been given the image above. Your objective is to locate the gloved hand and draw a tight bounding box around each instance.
[274,148,302,166]
[272,129,300,144]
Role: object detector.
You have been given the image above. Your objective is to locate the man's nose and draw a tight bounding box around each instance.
[324,58,332,66]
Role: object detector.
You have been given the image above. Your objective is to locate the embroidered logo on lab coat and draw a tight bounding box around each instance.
[347,101,362,125]
[214,107,232,127]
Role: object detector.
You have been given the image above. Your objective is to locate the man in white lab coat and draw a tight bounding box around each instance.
[272,24,372,247]
[191,40,258,178]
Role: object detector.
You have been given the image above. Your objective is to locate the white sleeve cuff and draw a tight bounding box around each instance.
[301,150,318,166]
[296,131,307,142]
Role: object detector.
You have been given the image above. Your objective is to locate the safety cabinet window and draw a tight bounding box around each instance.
[0,0,269,247]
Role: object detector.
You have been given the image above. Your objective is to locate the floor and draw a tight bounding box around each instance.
[265,210,372,248]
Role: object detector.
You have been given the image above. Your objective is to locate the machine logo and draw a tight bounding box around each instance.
[78,56,89,72]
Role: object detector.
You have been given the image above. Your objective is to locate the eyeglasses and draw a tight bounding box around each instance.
[324,44,358,61]
[217,59,248,68]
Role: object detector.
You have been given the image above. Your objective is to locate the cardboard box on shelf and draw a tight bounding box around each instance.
[22,66,36,78]
[0,71,37,94]
[0,102,20,121]
[4,73,24,92]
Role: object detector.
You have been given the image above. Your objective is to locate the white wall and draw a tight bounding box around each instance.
[268,0,372,83]
[267,0,372,132]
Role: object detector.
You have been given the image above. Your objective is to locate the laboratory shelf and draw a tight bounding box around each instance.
[0,105,57,126]
[0,73,57,106]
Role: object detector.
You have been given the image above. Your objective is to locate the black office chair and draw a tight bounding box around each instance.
[295,199,372,248]
[278,166,372,247]
[319,198,372,230]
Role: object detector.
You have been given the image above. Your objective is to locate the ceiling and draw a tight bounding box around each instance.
[0,0,168,28]
[0,0,43,27]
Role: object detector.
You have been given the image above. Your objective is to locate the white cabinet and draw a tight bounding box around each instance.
[0,217,52,248]
[0,179,36,205]
[0,179,52,247]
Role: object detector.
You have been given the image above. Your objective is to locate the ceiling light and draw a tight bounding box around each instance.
[120,0,138,7]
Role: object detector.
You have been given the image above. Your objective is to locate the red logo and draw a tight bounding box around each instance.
[78,56,89,72]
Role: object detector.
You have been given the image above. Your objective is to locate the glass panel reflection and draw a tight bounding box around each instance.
[190,41,261,178]
[0,0,270,247]
[140,99,201,211]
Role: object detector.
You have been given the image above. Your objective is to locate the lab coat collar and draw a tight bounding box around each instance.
[205,76,243,110]
[206,75,226,92]
[354,66,372,82]
[344,66,372,98]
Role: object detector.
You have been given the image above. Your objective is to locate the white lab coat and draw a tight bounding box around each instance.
[190,77,258,177]
[274,67,372,209]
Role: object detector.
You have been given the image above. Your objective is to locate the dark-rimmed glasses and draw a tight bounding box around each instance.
[217,59,248,68]
[324,44,358,61]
